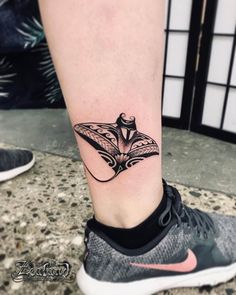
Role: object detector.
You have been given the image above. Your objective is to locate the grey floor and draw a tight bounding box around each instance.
[0,109,235,194]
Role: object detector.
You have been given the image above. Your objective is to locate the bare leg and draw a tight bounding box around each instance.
[37,6,236,294]
[38,0,165,228]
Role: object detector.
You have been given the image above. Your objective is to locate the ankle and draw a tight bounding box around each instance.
[90,186,167,249]
[94,184,164,228]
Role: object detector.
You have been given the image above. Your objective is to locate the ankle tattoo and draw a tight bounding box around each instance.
[74,113,159,182]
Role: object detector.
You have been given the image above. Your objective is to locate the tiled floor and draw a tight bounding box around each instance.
[0,144,235,295]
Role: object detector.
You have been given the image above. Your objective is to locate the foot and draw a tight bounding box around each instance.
[0,148,35,182]
[77,181,236,295]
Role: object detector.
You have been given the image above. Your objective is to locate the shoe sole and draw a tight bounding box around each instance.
[0,155,35,182]
[77,262,236,295]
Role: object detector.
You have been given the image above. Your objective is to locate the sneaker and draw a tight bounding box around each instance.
[77,181,236,295]
[0,148,35,182]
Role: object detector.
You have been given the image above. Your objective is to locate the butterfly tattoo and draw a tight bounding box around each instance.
[74,113,159,182]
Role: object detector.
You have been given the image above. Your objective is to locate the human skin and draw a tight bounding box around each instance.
[38,0,165,228]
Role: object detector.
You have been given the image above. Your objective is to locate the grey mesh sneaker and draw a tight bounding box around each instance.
[77,181,236,295]
[0,148,35,182]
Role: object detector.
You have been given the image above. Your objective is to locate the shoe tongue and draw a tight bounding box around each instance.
[163,184,208,230]
[164,185,182,212]
[168,186,197,225]
[163,184,200,227]
[158,184,182,227]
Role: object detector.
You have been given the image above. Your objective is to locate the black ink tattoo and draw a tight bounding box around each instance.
[74,113,159,182]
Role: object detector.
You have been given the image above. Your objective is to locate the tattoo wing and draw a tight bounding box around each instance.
[74,123,120,171]
[125,132,159,168]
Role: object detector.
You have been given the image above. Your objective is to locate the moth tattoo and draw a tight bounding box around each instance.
[74,113,159,182]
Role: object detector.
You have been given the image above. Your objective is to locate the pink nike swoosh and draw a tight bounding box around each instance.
[130,249,197,273]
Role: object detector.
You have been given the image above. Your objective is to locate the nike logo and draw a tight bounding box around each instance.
[130,249,197,273]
